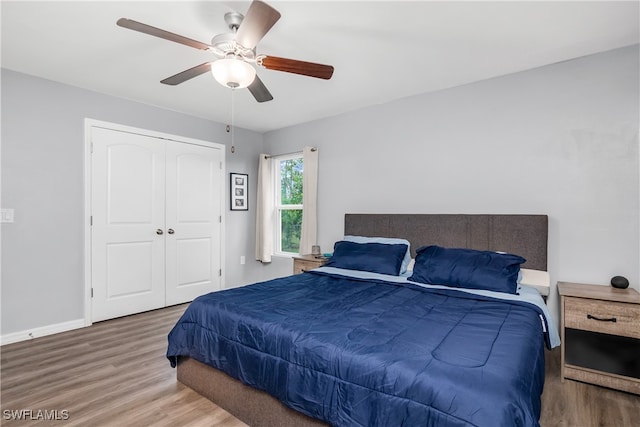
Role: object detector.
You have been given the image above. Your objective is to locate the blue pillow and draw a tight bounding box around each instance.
[324,241,409,276]
[343,235,412,274]
[408,245,526,294]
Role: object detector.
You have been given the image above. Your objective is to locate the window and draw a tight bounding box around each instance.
[274,154,303,255]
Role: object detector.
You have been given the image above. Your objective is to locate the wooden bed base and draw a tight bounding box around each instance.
[176,213,549,426]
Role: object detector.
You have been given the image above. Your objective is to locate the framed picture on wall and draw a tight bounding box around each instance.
[230,173,248,211]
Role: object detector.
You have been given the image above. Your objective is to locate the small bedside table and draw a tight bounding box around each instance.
[292,254,328,274]
[558,281,640,395]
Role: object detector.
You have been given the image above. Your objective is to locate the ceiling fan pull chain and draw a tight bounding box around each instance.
[230,89,236,154]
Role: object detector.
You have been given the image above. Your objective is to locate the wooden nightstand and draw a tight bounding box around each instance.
[292,254,328,274]
[558,281,640,395]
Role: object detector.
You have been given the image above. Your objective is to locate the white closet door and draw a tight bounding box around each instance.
[165,141,223,305]
[91,128,166,322]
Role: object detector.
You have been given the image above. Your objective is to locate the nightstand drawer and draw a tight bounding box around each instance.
[293,260,320,274]
[565,297,640,339]
[292,255,328,275]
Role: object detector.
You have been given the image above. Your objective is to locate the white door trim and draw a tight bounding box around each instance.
[83,118,226,326]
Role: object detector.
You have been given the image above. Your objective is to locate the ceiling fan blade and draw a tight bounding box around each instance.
[260,56,334,80]
[117,18,212,51]
[235,1,281,50]
[161,62,212,85]
[247,75,274,103]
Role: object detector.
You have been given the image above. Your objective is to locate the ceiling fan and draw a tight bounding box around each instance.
[117,0,334,103]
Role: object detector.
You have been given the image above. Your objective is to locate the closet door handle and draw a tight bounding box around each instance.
[156,229,164,235]
[168,229,175,235]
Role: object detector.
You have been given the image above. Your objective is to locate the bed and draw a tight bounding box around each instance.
[167,214,559,427]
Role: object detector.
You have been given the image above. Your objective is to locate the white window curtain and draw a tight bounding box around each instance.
[255,153,274,262]
[299,146,318,255]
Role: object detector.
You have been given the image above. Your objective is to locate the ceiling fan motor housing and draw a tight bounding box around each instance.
[211,33,235,54]
[211,33,255,61]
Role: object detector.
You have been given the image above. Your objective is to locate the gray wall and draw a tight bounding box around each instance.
[1,69,267,335]
[2,44,638,336]
[264,45,640,326]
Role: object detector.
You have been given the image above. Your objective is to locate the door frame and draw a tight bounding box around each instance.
[83,118,226,326]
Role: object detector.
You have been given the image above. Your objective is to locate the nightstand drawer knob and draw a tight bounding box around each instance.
[587,314,617,323]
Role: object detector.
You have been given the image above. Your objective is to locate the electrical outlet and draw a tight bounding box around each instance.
[240,256,246,265]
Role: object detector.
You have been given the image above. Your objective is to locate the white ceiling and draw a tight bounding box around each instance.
[2,1,638,133]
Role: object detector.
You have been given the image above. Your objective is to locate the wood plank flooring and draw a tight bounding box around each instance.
[1,305,246,427]
[540,347,640,427]
[1,304,638,426]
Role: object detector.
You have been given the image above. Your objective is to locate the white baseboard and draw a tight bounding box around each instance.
[1,319,86,346]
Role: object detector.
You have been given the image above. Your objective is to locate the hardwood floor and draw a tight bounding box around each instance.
[1,305,638,426]
[1,305,247,427]
[540,348,640,427]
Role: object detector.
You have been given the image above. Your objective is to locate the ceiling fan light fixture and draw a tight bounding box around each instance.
[117,0,332,102]
[211,58,256,89]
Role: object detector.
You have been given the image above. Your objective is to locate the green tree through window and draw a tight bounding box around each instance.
[278,157,303,253]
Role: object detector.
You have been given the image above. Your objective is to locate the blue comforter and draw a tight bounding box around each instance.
[167,268,554,427]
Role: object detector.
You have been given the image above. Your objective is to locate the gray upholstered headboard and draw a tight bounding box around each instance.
[344,214,548,270]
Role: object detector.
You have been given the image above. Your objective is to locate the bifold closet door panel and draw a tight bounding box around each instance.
[165,142,223,306]
[91,127,166,322]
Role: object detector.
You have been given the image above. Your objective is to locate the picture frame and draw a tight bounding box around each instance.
[230,173,248,211]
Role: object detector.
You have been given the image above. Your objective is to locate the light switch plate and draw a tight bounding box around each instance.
[1,209,15,223]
